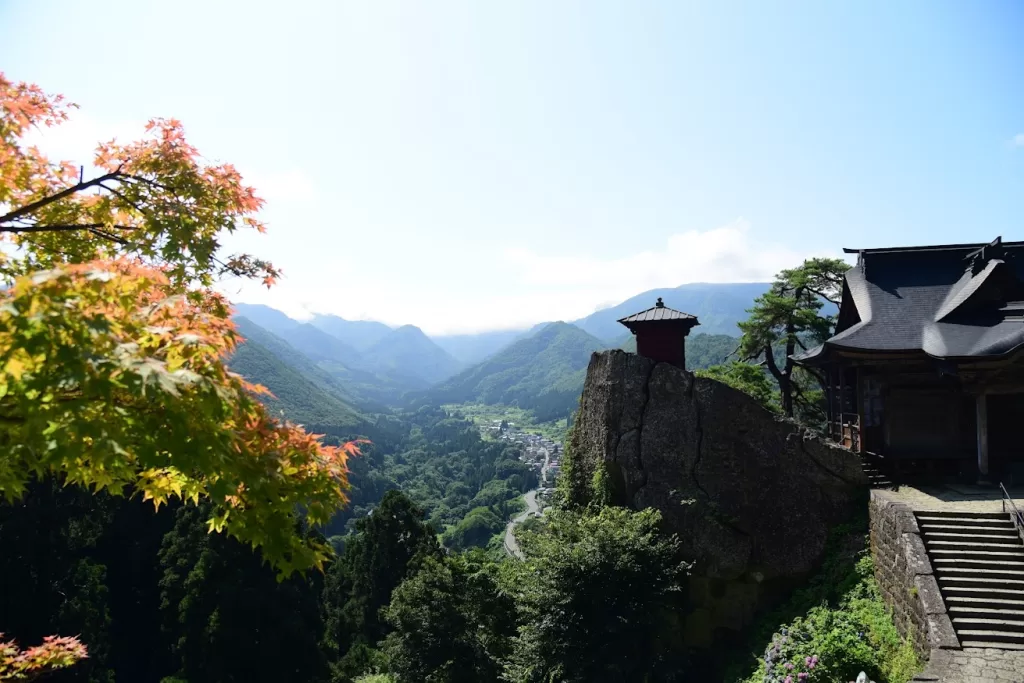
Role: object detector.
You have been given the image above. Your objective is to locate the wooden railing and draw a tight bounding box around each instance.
[1001,482,1024,543]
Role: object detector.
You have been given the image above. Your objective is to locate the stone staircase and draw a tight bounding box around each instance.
[916,510,1024,650]
[859,454,895,489]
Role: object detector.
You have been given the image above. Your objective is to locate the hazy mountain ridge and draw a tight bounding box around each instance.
[231,304,462,391]
[427,321,608,421]
[574,282,772,340]
[227,320,364,429]
[361,325,464,386]
[309,313,393,351]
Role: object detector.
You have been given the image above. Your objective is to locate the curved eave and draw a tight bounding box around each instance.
[792,337,1024,368]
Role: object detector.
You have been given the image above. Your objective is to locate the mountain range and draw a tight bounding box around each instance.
[227,282,772,426]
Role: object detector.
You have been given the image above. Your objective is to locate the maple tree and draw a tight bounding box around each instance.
[0,632,87,681]
[0,71,361,577]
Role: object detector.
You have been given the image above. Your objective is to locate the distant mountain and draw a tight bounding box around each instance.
[232,302,301,336]
[309,314,392,352]
[432,328,531,365]
[276,323,364,368]
[574,282,771,341]
[428,322,607,421]
[227,323,363,429]
[234,316,423,408]
[362,325,464,386]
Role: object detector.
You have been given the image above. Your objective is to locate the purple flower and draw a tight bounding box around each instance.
[784,677,793,683]
[786,662,794,670]
[798,674,808,681]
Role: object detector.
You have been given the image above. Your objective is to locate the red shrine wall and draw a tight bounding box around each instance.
[636,331,686,368]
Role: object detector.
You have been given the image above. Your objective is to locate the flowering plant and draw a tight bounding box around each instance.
[761,624,819,683]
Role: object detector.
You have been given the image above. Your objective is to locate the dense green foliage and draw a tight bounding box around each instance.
[728,521,921,683]
[322,406,537,547]
[159,505,329,683]
[383,551,516,683]
[696,361,781,412]
[501,506,691,682]
[429,322,606,421]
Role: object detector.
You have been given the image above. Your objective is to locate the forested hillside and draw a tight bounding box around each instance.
[228,323,365,429]
[428,321,607,421]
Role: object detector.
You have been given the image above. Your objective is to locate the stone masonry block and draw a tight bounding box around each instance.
[926,612,960,650]
[903,533,933,576]
[915,575,947,616]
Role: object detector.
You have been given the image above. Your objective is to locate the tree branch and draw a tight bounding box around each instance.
[1,223,138,234]
[805,286,840,306]
[0,169,124,225]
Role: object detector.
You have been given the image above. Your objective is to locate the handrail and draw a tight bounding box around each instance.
[1000,482,1024,543]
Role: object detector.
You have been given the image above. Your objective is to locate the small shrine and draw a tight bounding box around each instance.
[617,297,700,368]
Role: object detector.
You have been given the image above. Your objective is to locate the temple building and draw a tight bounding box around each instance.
[618,297,700,369]
[794,237,1024,482]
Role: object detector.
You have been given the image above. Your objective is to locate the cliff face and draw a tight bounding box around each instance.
[566,351,868,644]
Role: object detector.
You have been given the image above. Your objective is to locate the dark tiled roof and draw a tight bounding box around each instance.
[618,298,699,324]
[796,238,1024,364]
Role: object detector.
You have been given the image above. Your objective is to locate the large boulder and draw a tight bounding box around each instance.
[566,351,867,639]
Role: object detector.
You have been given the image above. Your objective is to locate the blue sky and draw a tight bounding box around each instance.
[1,1,1022,334]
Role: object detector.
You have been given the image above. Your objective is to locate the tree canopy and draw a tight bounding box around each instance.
[0,72,359,576]
[737,257,848,418]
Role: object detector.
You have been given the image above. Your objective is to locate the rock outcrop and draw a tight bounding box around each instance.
[566,351,868,644]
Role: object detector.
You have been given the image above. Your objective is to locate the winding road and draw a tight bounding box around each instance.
[503,447,550,558]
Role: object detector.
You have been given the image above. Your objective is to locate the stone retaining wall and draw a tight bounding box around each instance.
[868,490,960,680]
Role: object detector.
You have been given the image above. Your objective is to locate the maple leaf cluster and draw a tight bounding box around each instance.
[0,72,361,577]
[0,632,88,680]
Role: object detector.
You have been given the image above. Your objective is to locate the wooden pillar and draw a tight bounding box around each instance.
[977,393,990,478]
[855,367,864,453]
[826,367,835,440]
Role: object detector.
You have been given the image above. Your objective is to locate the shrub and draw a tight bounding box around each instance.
[744,556,922,683]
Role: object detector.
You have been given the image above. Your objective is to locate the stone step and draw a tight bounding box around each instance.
[933,557,1024,570]
[946,595,1024,609]
[921,523,1018,535]
[958,639,1024,650]
[923,531,1023,542]
[936,566,1024,580]
[926,540,1024,551]
[954,629,1024,644]
[949,605,1024,619]
[937,577,1024,593]
[917,511,1014,521]
[942,586,1024,601]
[952,617,1024,631]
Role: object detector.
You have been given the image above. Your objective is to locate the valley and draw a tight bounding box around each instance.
[223,288,762,557]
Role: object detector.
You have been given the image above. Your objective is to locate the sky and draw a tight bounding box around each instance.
[1,0,1022,335]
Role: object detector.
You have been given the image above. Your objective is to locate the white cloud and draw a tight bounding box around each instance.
[501,217,811,295]
[1013,133,1024,148]
[224,219,829,336]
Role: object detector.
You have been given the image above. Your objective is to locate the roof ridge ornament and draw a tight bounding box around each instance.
[655,297,665,308]
[966,236,1007,275]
